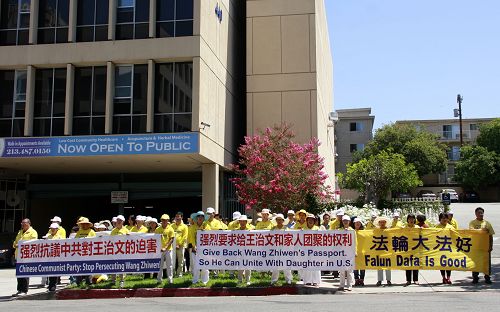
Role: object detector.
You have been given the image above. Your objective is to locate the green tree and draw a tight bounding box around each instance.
[476,118,500,154]
[362,123,447,176]
[455,145,500,189]
[340,151,422,207]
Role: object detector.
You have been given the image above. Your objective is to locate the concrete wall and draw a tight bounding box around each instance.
[246,0,335,186]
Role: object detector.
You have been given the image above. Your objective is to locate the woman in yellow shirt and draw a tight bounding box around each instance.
[435,212,453,284]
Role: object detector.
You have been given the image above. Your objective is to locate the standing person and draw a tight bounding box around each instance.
[303,214,321,286]
[338,215,354,291]
[110,215,130,287]
[416,214,429,228]
[46,223,64,292]
[132,215,148,233]
[285,210,296,229]
[391,212,404,228]
[353,218,365,286]
[126,215,136,231]
[47,216,66,238]
[148,218,159,233]
[329,209,344,230]
[171,212,189,277]
[256,209,274,230]
[365,212,378,229]
[405,214,420,285]
[469,207,495,284]
[190,211,211,285]
[293,209,308,230]
[12,219,38,297]
[236,215,254,285]
[435,212,454,284]
[374,216,392,286]
[227,211,242,230]
[270,214,292,285]
[203,207,225,229]
[74,218,96,286]
[447,210,459,229]
[156,214,175,284]
[320,213,331,230]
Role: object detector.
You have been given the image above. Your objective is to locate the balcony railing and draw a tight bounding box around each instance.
[441,130,479,141]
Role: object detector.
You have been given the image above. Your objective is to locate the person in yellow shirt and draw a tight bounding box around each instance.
[469,207,495,284]
[365,212,378,230]
[236,215,253,284]
[12,218,38,297]
[435,212,454,284]
[214,213,228,230]
[190,211,211,284]
[47,223,64,292]
[131,215,148,233]
[227,211,242,230]
[391,212,404,228]
[126,215,136,231]
[155,214,175,283]
[74,217,96,286]
[303,214,320,286]
[447,210,459,229]
[46,216,66,238]
[171,212,189,277]
[339,215,354,291]
[203,207,225,229]
[293,209,308,230]
[256,208,274,230]
[404,214,420,286]
[329,209,344,230]
[110,215,129,287]
[270,214,292,284]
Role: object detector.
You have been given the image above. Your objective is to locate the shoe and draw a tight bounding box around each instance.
[485,276,492,284]
[12,291,22,297]
[346,286,352,291]
[447,278,452,285]
[168,278,173,284]
[178,274,183,278]
[17,292,27,297]
[386,281,392,286]
[472,278,479,284]
[312,283,318,287]
[360,280,365,286]
[287,280,292,285]
[405,281,411,286]
[246,281,251,286]
[442,278,447,284]
[119,281,124,288]
[338,286,344,291]
[48,287,56,292]
[376,281,382,286]
[414,281,419,285]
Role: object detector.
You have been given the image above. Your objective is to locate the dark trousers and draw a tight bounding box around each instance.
[353,270,365,280]
[17,278,29,293]
[75,276,90,285]
[406,270,418,282]
[48,277,58,289]
[440,270,451,278]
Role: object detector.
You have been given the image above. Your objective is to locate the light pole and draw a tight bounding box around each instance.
[455,94,464,146]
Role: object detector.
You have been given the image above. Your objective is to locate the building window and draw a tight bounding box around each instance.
[0,70,26,137]
[447,146,461,161]
[349,122,363,132]
[116,0,149,40]
[73,66,106,135]
[38,0,69,44]
[0,0,30,46]
[442,125,452,139]
[469,123,478,131]
[156,0,193,38]
[350,143,364,153]
[113,64,147,134]
[76,0,109,42]
[34,68,66,136]
[154,62,192,133]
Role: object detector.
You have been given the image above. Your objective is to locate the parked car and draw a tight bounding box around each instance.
[0,234,16,267]
[461,190,480,203]
[416,190,437,200]
[438,189,459,203]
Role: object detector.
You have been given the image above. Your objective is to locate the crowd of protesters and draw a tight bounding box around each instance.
[11,206,494,296]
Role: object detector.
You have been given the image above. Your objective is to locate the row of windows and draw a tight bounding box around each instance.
[0,0,193,45]
[0,62,193,137]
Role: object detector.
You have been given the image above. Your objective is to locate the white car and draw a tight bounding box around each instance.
[438,189,459,202]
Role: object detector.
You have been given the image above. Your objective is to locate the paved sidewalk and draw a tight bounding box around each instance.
[0,269,70,301]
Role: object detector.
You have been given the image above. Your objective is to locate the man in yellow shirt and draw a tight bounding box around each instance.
[294,209,308,230]
[237,215,253,284]
[256,208,274,230]
[365,212,378,230]
[74,217,96,285]
[155,214,175,283]
[47,223,65,292]
[203,207,225,230]
[447,210,459,229]
[171,212,189,277]
[46,216,66,238]
[131,215,148,233]
[469,207,495,284]
[329,209,344,230]
[12,218,38,297]
[227,211,242,230]
[190,211,211,284]
[391,212,404,229]
[110,215,129,287]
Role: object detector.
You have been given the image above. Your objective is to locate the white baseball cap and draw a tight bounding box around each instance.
[353,217,362,223]
[342,215,351,221]
[51,216,62,223]
[336,209,345,216]
[206,207,215,214]
[447,210,455,214]
[287,210,295,215]
[275,214,285,220]
[261,208,270,214]
[136,215,146,221]
[96,224,107,229]
[232,211,242,220]
[116,215,125,221]
[111,217,117,222]
[238,215,248,221]
[149,218,158,224]
[49,223,60,229]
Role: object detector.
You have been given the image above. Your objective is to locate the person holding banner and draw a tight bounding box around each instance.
[132,215,148,233]
[329,209,344,230]
[303,214,321,286]
[47,223,64,292]
[293,209,308,230]
[110,215,130,288]
[156,214,175,284]
[237,215,254,285]
[405,214,420,286]
[46,216,66,238]
[353,217,365,286]
[256,209,274,230]
[172,212,189,277]
[12,218,38,297]
[270,214,293,285]
[228,211,242,230]
[320,213,331,230]
[285,210,296,228]
[469,207,495,284]
[416,213,429,228]
[391,212,404,229]
[203,207,225,230]
[365,212,378,230]
[435,212,454,284]
[126,215,136,231]
[338,215,354,291]
[447,211,459,229]
[75,218,96,286]
[374,216,392,286]
[190,211,211,285]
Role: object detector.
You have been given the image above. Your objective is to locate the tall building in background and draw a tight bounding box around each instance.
[0,0,335,234]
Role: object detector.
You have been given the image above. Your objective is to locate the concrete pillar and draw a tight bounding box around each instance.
[191,57,200,131]
[108,0,116,40]
[64,64,75,135]
[105,62,115,134]
[146,60,155,132]
[149,0,156,38]
[24,65,36,136]
[29,0,39,44]
[202,163,219,212]
[68,0,77,42]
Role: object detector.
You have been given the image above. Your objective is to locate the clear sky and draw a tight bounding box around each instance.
[326,0,500,130]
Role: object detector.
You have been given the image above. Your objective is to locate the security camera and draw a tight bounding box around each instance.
[200,122,211,130]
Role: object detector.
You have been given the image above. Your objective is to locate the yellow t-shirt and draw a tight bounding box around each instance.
[111,227,130,236]
[75,228,96,238]
[255,220,274,230]
[305,225,319,231]
[271,224,288,231]
[391,220,404,229]
[126,225,134,231]
[329,219,341,230]
[13,227,38,258]
[203,218,225,230]
[435,223,454,230]
[46,226,67,238]
[237,223,254,230]
[171,222,189,247]
[365,221,376,230]
[131,225,148,233]
[155,225,175,250]
[293,221,308,230]
[47,230,65,240]
[449,218,459,229]
[227,220,240,230]
[188,223,212,247]
[469,219,495,235]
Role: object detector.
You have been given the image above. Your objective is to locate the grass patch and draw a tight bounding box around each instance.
[69,271,298,289]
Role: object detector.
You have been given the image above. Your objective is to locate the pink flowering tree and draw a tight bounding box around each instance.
[231,124,332,213]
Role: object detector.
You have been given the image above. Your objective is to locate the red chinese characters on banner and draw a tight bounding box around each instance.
[19,238,158,260]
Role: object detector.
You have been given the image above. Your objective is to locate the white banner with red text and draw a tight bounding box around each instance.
[195,230,356,271]
[15,234,161,277]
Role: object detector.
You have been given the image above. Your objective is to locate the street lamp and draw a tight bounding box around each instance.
[454,94,464,146]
